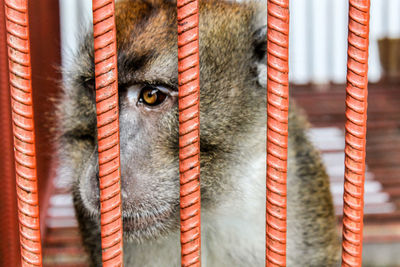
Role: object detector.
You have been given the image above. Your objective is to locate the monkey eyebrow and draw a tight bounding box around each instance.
[116,51,179,91]
[118,51,154,75]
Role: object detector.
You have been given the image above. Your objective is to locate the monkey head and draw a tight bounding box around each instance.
[57,0,267,242]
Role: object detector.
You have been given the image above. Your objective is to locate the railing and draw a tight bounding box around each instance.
[1,0,370,266]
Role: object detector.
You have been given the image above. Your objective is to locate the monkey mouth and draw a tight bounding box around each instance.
[122,212,168,230]
[121,205,179,240]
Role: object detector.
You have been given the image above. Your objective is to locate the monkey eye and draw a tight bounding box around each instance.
[139,85,167,106]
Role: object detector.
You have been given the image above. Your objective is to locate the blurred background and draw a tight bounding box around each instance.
[0,0,400,266]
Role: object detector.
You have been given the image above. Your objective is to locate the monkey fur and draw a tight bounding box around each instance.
[56,0,340,266]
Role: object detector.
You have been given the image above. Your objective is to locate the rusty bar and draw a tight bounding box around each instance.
[0,0,20,265]
[177,0,201,266]
[266,0,290,266]
[341,1,370,266]
[4,0,43,266]
[92,0,124,266]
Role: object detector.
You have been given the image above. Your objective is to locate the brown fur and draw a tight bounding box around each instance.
[56,0,340,266]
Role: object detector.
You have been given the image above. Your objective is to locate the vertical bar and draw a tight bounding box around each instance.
[0,0,20,265]
[341,1,370,267]
[4,0,43,266]
[92,0,124,266]
[266,0,290,266]
[177,0,201,266]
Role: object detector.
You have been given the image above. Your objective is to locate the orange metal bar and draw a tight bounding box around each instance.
[266,0,290,266]
[0,0,20,265]
[177,0,201,266]
[341,1,370,266]
[4,0,43,266]
[92,0,124,266]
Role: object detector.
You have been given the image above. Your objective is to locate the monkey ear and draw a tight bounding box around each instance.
[253,25,267,62]
[253,26,267,86]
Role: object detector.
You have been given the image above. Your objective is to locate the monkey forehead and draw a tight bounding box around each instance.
[115,0,176,51]
[113,0,257,84]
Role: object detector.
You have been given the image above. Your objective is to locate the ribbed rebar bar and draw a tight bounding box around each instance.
[266,0,290,266]
[341,1,370,266]
[0,0,20,265]
[4,0,43,266]
[177,0,201,266]
[92,0,124,266]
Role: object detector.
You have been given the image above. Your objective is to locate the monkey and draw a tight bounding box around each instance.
[55,0,341,266]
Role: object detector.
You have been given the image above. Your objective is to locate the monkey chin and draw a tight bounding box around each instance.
[121,206,179,243]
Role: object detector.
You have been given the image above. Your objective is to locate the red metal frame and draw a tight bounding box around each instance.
[1,0,374,265]
[92,0,124,266]
[177,0,202,266]
[0,0,20,265]
[341,1,370,266]
[4,0,43,266]
[266,0,290,266]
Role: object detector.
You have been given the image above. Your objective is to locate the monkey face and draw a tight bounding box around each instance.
[58,0,266,242]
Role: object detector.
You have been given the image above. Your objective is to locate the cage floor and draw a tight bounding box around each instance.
[43,83,400,266]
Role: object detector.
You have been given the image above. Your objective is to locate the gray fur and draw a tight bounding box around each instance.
[55,0,340,266]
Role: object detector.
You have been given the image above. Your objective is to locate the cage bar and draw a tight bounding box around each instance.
[177,0,201,266]
[4,0,43,266]
[341,1,370,266]
[0,0,21,265]
[266,0,290,266]
[92,0,124,266]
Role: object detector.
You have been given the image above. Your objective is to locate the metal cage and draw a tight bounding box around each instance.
[1,0,370,266]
